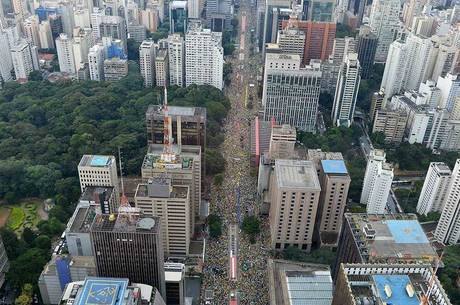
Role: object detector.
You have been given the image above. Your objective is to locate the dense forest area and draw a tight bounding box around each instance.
[0,75,230,295]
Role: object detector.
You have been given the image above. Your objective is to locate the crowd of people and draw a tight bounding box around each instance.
[200,17,270,303]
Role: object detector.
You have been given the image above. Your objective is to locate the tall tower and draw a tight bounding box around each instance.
[356,25,377,79]
[55,33,76,74]
[417,162,451,215]
[332,53,361,128]
[435,159,460,245]
[139,40,156,87]
[167,34,185,87]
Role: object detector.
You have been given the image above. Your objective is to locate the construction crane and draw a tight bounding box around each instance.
[419,252,444,305]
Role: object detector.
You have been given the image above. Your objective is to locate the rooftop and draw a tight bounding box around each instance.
[135,183,189,199]
[146,105,206,121]
[80,186,114,203]
[275,160,320,190]
[67,205,97,233]
[91,213,160,234]
[141,144,200,171]
[79,155,115,168]
[268,259,333,305]
[321,160,348,175]
[373,275,419,305]
[345,213,438,264]
[164,262,185,282]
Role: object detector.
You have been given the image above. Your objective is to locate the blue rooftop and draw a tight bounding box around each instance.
[387,220,429,244]
[321,160,348,174]
[76,277,128,305]
[90,156,110,167]
[373,275,419,305]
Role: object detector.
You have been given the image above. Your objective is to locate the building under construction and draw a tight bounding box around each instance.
[146,105,207,153]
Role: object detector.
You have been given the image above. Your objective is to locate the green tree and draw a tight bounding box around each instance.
[213,173,224,186]
[205,149,226,175]
[34,235,51,250]
[127,38,141,61]
[370,131,386,147]
[208,214,222,238]
[241,216,260,243]
[7,248,49,288]
[22,228,36,245]
[28,71,43,81]
[15,284,33,305]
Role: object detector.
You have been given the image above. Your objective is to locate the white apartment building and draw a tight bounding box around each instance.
[155,49,168,87]
[262,52,321,132]
[90,8,105,40]
[185,23,223,90]
[56,33,76,74]
[0,30,13,83]
[431,44,458,80]
[360,149,393,214]
[38,21,54,49]
[77,155,119,204]
[187,0,200,19]
[437,73,460,111]
[380,40,408,98]
[73,28,93,72]
[417,162,451,215]
[135,180,190,256]
[168,34,184,87]
[74,9,91,28]
[88,44,105,81]
[276,28,306,63]
[11,40,39,80]
[332,53,361,128]
[435,159,460,244]
[22,15,40,49]
[369,0,401,62]
[139,40,156,87]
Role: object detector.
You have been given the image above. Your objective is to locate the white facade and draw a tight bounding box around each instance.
[185,24,223,90]
[361,149,393,214]
[56,33,76,74]
[59,1,75,36]
[11,40,38,80]
[431,44,458,81]
[155,50,168,87]
[437,73,460,111]
[75,9,91,28]
[187,0,200,18]
[332,53,361,127]
[277,28,306,63]
[0,30,13,83]
[417,162,451,215]
[88,44,105,81]
[404,34,437,91]
[38,21,54,49]
[262,53,321,132]
[168,34,184,87]
[73,28,93,72]
[435,159,460,244]
[380,40,408,98]
[90,8,105,40]
[22,15,40,48]
[332,37,356,63]
[369,0,401,62]
[139,40,156,87]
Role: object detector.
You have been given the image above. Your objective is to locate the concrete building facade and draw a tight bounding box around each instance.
[417,162,451,215]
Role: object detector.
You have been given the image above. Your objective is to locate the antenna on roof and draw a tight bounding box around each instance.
[163,86,173,155]
[118,147,129,207]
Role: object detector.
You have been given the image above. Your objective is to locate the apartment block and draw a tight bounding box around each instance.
[139,40,156,87]
[372,108,408,143]
[155,49,169,87]
[103,57,128,81]
[269,160,321,252]
[417,162,451,215]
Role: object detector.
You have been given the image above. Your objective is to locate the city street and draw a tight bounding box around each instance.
[200,0,270,304]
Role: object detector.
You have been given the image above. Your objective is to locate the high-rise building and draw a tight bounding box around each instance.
[146,105,206,152]
[0,30,13,83]
[431,44,458,81]
[65,204,97,257]
[187,0,200,19]
[49,14,63,40]
[276,28,306,63]
[167,34,184,87]
[88,44,105,81]
[417,162,451,216]
[59,1,75,36]
[435,159,460,245]
[281,18,336,65]
[331,37,356,64]
[38,21,54,49]
[164,263,185,305]
[141,144,201,235]
[437,73,460,111]
[403,0,428,29]
[268,124,296,160]
[185,23,223,90]
[139,40,156,87]
[169,1,188,34]
[262,52,321,132]
[10,40,39,81]
[372,108,408,143]
[128,24,147,42]
[261,0,292,55]
[269,159,321,252]
[91,213,166,297]
[332,53,361,127]
[135,178,190,256]
[23,15,41,48]
[356,25,378,79]
[206,0,232,31]
[56,33,76,74]
[380,40,408,98]
[155,50,169,87]
[411,15,436,38]
[12,0,28,20]
[0,236,8,288]
[103,57,128,81]
[316,159,350,247]
[370,90,385,123]
[333,213,438,280]
[360,149,393,214]
[139,7,159,32]
[368,0,401,62]
[404,34,437,91]
[73,28,94,72]
[99,15,128,52]
[333,263,451,305]
[77,155,119,203]
[74,8,91,28]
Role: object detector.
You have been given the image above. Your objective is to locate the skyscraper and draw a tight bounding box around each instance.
[417,162,451,215]
[23,15,41,48]
[139,40,156,87]
[38,21,54,49]
[185,23,223,90]
[169,1,188,34]
[88,44,105,81]
[368,0,401,63]
[331,37,356,64]
[356,25,377,79]
[99,15,128,52]
[56,33,76,74]
[262,52,321,132]
[0,30,13,83]
[276,28,306,63]
[332,53,361,127]
[167,34,185,87]
[155,50,169,87]
[269,160,321,252]
[90,213,166,297]
[435,159,460,245]
[10,40,39,81]
[380,40,409,98]
[436,73,460,111]
[360,149,393,214]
